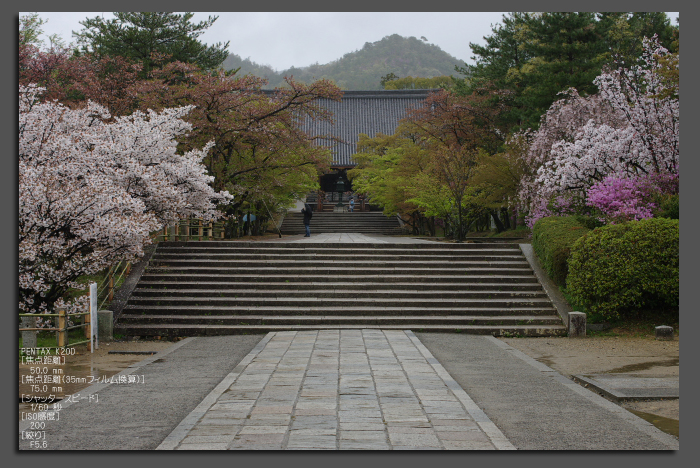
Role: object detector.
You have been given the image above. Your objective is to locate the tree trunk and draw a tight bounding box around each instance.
[490,209,506,233]
[456,202,463,241]
[502,207,511,230]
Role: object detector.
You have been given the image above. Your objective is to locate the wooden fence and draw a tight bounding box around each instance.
[19,284,99,352]
[19,309,92,350]
[156,218,227,242]
[97,260,131,311]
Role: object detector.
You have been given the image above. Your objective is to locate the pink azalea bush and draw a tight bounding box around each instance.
[587,172,679,224]
[586,175,657,224]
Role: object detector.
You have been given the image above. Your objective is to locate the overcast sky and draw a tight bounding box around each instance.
[21,11,680,72]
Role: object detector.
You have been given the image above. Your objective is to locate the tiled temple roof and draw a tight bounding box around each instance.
[308,90,434,167]
[264,89,435,168]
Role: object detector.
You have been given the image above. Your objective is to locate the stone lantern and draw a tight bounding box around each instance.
[335,174,347,212]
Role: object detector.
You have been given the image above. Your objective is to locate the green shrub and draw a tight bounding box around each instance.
[572,214,605,230]
[532,216,592,287]
[655,194,679,220]
[566,218,679,320]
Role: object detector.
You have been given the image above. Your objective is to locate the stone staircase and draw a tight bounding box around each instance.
[115,241,566,337]
[279,211,401,235]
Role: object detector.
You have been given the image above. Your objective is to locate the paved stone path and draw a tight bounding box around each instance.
[158,329,515,450]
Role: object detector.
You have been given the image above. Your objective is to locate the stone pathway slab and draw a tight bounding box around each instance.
[158,329,515,450]
[573,374,679,401]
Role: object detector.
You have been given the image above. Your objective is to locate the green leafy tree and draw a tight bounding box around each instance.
[470,133,532,230]
[133,61,342,225]
[351,88,508,240]
[349,129,438,236]
[349,131,422,216]
[459,12,678,132]
[384,75,452,90]
[403,89,508,239]
[452,12,532,129]
[518,13,606,126]
[74,12,229,77]
[380,72,400,87]
[19,12,66,49]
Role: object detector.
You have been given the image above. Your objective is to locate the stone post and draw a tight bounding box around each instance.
[568,312,586,338]
[98,310,113,342]
[21,316,37,349]
[655,325,674,341]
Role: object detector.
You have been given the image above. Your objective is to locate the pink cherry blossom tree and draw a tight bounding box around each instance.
[19,84,232,315]
[518,36,679,227]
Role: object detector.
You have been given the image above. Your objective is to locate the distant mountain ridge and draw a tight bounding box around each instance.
[222,34,467,90]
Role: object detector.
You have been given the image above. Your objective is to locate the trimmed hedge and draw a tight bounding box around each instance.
[532,216,592,287]
[566,218,679,320]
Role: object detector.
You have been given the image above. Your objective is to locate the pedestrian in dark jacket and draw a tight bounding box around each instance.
[301,203,313,237]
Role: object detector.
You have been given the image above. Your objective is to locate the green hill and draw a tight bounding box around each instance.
[222,34,467,90]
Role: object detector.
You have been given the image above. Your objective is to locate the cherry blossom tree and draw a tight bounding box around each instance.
[19,84,231,315]
[518,36,679,227]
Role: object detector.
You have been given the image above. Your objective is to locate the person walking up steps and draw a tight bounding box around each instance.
[349,197,355,212]
[301,203,313,237]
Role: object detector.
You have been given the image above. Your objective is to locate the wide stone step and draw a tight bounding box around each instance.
[149,259,531,269]
[156,242,518,250]
[151,252,525,261]
[137,274,540,284]
[280,228,401,232]
[121,305,557,316]
[133,281,545,291]
[114,323,567,337]
[280,222,400,227]
[282,215,397,218]
[280,218,399,223]
[117,314,563,326]
[280,225,399,228]
[152,252,527,260]
[126,295,553,308]
[281,231,402,235]
[131,288,548,299]
[280,222,399,226]
[129,296,549,309]
[145,267,537,276]
[117,240,564,337]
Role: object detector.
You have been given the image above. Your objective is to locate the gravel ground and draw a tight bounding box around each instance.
[499,335,679,421]
[19,335,266,450]
[19,339,177,421]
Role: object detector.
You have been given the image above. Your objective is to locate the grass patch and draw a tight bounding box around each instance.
[19,328,88,356]
[559,285,678,337]
[63,266,128,311]
[587,312,679,338]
